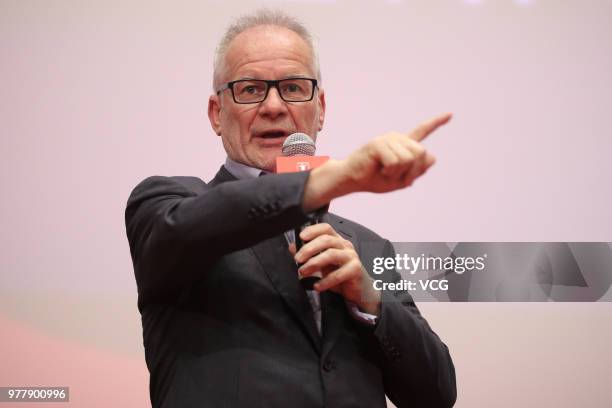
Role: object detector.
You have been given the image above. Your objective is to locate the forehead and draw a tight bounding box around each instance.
[223,25,315,80]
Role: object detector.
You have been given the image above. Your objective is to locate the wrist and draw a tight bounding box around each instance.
[302,159,353,212]
[355,286,381,316]
[356,300,381,316]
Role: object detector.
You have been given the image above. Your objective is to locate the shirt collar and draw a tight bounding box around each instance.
[224,157,265,180]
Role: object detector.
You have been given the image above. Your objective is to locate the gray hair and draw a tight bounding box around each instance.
[212,9,321,91]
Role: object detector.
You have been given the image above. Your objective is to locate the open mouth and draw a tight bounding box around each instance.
[254,130,290,146]
[259,131,287,139]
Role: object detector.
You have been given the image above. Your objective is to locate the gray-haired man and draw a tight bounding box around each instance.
[126,9,456,408]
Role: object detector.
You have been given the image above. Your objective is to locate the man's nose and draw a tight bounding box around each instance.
[258,86,288,119]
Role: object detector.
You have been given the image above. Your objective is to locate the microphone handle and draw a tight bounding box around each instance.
[295,218,322,290]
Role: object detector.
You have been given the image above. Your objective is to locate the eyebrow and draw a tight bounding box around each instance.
[233,74,312,81]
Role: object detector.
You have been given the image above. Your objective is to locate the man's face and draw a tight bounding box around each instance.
[208,25,326,172]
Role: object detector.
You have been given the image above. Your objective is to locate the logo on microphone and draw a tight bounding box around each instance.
[296,162,310,171]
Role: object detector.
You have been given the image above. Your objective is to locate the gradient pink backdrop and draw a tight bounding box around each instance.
[1,1,611,407]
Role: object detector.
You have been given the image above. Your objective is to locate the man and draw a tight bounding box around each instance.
[125,9,456,408]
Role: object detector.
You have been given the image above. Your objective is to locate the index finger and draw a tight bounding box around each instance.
[299,222,340,241]
[408,112,453,142]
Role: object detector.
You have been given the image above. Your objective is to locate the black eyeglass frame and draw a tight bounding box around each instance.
[216,77,319,104]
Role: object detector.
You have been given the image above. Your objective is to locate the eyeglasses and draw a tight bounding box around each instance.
[216,78,318,104]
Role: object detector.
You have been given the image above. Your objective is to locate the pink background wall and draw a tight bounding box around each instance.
[1,1,611,406]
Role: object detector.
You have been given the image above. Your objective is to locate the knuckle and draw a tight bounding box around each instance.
[338,249,352,264]
[322,235,335,246]
[319,249,331,262]
[338,248,351,263]
[414,145,426,157]
[328,274,339,285]
[346,248,358,261]
[407,139,425,155]
[324,248,336,260]
[388,158,400,167]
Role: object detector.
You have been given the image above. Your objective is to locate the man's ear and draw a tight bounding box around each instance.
[317,87,326,132]
[208,94,222,136]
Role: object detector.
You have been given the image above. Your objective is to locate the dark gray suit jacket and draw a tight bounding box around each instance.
[125,166,456,408]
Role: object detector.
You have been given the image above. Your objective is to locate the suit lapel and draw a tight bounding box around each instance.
[251,235,322,354]
[209,165,237,186]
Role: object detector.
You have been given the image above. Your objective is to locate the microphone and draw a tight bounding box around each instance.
[280,133,325,290]
[281,132,316,156]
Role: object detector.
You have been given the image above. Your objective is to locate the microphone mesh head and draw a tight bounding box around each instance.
[282,133,316,157]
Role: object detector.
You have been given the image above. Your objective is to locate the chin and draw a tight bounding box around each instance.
[262,161,277,173]
[256,153,282,172]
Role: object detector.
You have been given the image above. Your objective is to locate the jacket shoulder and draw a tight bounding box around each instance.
[127,175,207,200]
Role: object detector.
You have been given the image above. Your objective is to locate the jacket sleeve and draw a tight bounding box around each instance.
[364,240,457,408]
[124,172,312,308]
